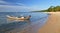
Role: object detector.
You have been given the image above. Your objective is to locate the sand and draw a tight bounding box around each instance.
[38,12,60,33]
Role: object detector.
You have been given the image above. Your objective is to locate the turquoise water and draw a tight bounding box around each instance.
[0,12,49,33]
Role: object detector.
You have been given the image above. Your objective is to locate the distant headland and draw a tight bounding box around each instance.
[33,6,60,12]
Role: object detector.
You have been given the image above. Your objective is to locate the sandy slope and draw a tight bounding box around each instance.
[38,12,60,33]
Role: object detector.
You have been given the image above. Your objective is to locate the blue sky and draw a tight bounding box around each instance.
[0,0,60,12]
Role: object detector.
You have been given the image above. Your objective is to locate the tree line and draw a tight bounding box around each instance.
[47,6,60,12]
[35,6,60,12]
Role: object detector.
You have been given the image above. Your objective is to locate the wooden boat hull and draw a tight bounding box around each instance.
[7,15,30,21]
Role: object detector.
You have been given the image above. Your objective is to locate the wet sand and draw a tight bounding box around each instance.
[38,12,60,33]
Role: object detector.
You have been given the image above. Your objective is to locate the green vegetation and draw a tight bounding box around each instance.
[34,6,60,12]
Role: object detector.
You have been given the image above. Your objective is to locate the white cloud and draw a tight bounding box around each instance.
[0,0,41,12]
[0,0,31,12]
[16,3,25,6]
[0,5,42,12]
[0,5,31,12]
[0,0,10,5]
[0,0,25,6]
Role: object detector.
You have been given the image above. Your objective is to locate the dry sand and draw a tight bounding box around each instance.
[38,12,60,33]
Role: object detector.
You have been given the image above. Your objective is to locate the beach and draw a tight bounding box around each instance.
[38,12,60,33]
[1,12,60,33]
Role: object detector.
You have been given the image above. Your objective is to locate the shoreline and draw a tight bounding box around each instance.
[38,12,60,33]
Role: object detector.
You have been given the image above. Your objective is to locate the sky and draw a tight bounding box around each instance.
[0,0,60,12]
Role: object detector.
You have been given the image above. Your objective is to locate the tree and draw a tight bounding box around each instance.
[47,6,54,12]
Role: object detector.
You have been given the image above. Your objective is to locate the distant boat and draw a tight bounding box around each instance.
[6,15,31,20]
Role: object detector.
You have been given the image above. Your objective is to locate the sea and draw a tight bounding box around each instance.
[0,12,49,33]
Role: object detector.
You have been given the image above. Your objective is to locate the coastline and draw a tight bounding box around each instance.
[38,12,60,33]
